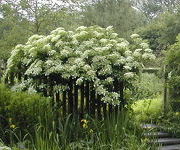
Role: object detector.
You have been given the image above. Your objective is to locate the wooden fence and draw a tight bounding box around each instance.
[5,73,125,119]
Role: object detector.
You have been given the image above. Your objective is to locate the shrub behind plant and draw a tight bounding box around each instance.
[0,84,50,143]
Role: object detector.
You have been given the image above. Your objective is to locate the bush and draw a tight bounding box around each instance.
[165,34,180,99]
[159,111,180,137]
[0,84,50,143]
[132,73,163,100]
[132,98,163,122]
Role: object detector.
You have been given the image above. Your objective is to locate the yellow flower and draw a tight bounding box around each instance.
[81,119,88,124]
[10,124,16,129]
[81,119,89,128]
[82,123,88,128]
[89,129,93,133]
[175,112,180,116]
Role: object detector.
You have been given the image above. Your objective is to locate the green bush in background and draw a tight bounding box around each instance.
[132,98,163,122]
[132,73,163,100]
[0,84,50,143]
[165,34,180,100]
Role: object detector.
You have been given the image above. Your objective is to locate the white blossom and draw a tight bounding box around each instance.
[76,26,87,31]
[5,26,155,105]
[124,72,134,79]
[130,34,140,39]
[76,77,84,85]
[140,42,149,49]
[124,66,132,70]
[125,50,132,56]
[106,26,113,31]
[144,48,153,53]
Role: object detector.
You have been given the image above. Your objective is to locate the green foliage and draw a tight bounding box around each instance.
[135,0,180,20]
[4,112,152,150]
[132,73,163,100]
[137,11,180,53]
[165,34,180,99]
[159,111,180,137]
[0,3,31,60]
[0,0,80,61]
[0,84,50,143]
[82,0,146,38]
[132,98,163,122]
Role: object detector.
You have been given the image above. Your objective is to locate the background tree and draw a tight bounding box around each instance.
[0,0,80,63]
[0,2,31,61]
[137,11,180,53]
[81,0,146,38]
[134,0,180,20]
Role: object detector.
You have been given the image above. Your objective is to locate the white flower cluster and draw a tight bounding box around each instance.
[5,26,155,105]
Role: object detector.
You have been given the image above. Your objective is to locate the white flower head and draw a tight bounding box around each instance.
[106,26,113,31]
[76,26,87,31]
[124,66,132,70]
[48,50,56,56]
[130,34,140,39]
[144,48,152,53]
[140,42,149,49]
[43,44,51,50]
[76,77,84,85]
[55,40,63,47]
[111,33,118,38]
[125,50,132,56]
[100,38,108,44]
[124,72,134,79]
[116,41,129,50]
[133,51,141,58]
[51,35,60,42]
[93,31,103,38]
[105,77,114,83]
[126,56,134,62]
[79,31,88,37]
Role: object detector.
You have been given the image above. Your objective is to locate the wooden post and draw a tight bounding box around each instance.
[43,76,48,97]
[163,65,169,113]
[80,83,85,115]
[109,104,112,117]
[85,81,90,113]
[68,79,74,114]
[90,83,96,116]
[114,78,119,114]
[74,81,78,114]
[97,94,102,119]
[55,91,60,107]
[62,91,67,117]
[103,102,107,119]
[9,72,14,85]
[17,64,22,82]
[119,81,124,110]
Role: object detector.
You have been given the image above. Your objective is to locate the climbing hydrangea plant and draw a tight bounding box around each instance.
[5,26,155,105]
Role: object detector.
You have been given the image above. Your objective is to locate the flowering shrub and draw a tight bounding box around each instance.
[5,26,155,105]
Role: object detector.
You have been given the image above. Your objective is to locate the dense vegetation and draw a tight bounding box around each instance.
[165,35,180,100]
[0,0,180,149]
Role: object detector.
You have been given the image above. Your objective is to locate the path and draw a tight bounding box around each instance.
[142,124,180,150]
